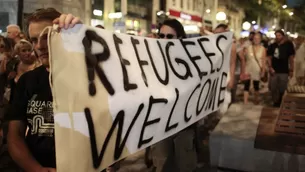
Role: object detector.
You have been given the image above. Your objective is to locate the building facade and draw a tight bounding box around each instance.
[101,0,153,36]
[163,0,205,36]
[215,0,244,38]
[0,0,91,33]
[0,0,244,37]
[0,0,18,33]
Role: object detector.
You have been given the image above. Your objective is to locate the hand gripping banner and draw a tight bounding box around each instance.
[49,24,233,172]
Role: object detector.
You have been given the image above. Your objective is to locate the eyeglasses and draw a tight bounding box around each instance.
[159,33,175,39]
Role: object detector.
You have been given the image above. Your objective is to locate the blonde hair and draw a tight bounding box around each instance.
[14,39,33,53]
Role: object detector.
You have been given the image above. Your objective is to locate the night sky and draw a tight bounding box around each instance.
[287,0,304,7]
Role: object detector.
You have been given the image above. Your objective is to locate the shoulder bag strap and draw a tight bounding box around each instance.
[252,46,263,71]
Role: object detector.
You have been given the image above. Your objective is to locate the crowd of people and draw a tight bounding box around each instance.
[234,30,304,107]
[0,7,304,172]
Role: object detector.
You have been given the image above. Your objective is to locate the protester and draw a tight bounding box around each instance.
[151,19,197,172]
[240,32,266,104]
[0,37,5,107]
[267,30,295,107]
[6,25,21,44]
[6,8,81,172]
[0,36,15,104]
[19,32,28,40]
[249,31,255,42]
[0,36,14,141]
[1,40,39,168]
[8,39,41,103]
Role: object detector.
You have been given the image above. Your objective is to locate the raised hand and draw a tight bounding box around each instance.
[53,14,81,29]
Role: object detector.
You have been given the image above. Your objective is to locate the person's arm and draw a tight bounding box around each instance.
[8,121,45,172]
[289,41,296,78]
[289,55,295,78]
[0,54,8,74]
[238,48,246,75]
[262,48,267,74]
[266,45,275,75]
[238,47,249,82]
[267,55,272,68]
[228,42,237,89]
[204,29,213,35]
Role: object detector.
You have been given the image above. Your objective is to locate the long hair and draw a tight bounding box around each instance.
[159,19,186,39]
[0,35,15,53]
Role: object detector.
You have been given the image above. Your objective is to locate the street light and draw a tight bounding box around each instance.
[93,9,103,16]
[216,12,227,21]
[289,12,294,16]
[242,21,251,30]
[108,12,123,19]
[157,11,164,16]
[258,0,262,5]
[252,21,256,24]
[282,5,287,9]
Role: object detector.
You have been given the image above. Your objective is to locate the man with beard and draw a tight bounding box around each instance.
[6,8,81,172]
[267,30,295,107]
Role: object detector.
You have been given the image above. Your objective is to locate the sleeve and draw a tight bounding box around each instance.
[5,73,29,121]
[267,44,273,57]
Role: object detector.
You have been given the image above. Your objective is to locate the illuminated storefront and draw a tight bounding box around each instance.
[161,0,204,37]
[124,18,147,36]
[0,0,18,33]
[107,0,152,35]
[91,0,104,27]
[168,9,203,36]
[0,0,90,33]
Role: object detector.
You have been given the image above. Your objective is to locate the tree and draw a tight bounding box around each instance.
[292,3,305,34]
[233,0,305,33]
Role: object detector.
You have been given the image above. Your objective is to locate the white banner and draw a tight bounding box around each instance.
[49,24,233,172]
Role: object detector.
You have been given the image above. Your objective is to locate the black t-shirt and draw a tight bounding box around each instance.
[267,41,295,73]
[7,65,55,168]
[261,40,269,49]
